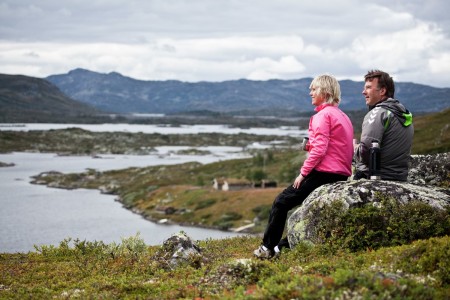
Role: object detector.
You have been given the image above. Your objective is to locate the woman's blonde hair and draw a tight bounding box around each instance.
[309,74,341,105]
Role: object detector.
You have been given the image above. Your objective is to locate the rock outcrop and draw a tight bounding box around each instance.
[153,231,202,269]
[407,152,449,187]
[0,161,15,167]
[287,152,450,248]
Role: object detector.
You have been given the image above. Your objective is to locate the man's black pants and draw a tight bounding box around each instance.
[262,169,348,250]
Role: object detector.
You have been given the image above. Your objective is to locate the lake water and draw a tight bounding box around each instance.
[0,123,305,137]
[0,124,306,253]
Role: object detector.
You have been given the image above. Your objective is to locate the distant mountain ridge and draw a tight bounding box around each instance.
[0,73,100,122]
[46,68,450,115]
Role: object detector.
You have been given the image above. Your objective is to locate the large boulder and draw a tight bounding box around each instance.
[287,179,450,248]
[287,152,450,249]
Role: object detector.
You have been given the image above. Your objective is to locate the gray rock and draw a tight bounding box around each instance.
[287,179,450,248]
[157,231,202,268]
[408,152,450,187]
[0,161,15,167]
[98,182,120,194]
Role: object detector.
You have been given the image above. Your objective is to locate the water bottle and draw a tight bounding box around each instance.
[369,141,381,180]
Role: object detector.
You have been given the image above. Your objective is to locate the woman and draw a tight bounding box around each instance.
[254,74,354,259]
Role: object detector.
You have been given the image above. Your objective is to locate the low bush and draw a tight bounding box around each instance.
[310,198,450,252]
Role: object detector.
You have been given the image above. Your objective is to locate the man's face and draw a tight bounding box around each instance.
[362,78,386,106]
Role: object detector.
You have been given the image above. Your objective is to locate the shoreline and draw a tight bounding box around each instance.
[31,176,259,235]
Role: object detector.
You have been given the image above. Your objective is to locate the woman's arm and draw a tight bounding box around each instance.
[300,112,331,177]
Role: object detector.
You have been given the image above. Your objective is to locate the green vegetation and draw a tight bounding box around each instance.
[306,198,450,252]
[0,128,299,154]
[412,108,450,154]
[0,234,448,299]
[0,74,101,124]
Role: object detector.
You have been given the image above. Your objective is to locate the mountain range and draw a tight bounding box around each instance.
[46,68,450,115]
[1,69,449,124]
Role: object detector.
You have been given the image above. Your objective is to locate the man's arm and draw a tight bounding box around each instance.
[355,107,388,165]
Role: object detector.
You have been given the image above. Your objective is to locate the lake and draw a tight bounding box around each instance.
[0,124,306,253]
[0,123,305,137]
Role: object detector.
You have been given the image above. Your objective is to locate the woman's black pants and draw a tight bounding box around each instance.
[262,169,348,250]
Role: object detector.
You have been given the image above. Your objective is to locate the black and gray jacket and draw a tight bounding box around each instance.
[354,98,414,181]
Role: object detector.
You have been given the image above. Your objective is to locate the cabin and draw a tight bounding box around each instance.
[212,178,277,191]
[212,178,253,191]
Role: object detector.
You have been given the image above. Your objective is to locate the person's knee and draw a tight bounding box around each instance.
[273,194,289,210]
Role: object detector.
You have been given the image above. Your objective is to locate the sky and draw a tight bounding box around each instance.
[1,0,449,87]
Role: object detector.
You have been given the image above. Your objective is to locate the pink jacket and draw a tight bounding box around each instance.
[300,103,354,177]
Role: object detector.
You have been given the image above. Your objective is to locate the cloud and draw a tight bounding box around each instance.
[155,36,304,60]
[0,35,307,81]
[429,53,450,73]
[349,21,450,85]
[0,0,449,87]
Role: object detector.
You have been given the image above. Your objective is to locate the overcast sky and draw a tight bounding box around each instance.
[1,0,449,87]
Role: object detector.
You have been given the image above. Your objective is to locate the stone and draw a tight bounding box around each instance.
[408,152,449,187]
[156,231,202,268]
[287,179,450,248]
[0,161,14,167]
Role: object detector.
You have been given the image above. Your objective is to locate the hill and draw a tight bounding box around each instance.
[46,68,450,115]
[413,108,450,154]
[0,74,102,123]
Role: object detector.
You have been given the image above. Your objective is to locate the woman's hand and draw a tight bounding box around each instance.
[293,174,305,189]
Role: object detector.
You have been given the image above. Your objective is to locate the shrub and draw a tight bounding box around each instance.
[311,198,450,252]
[35,234,147,262]
[212,212,243,230]
[252,204,272,221]
[195,198,217,210]
[105,233,147,260]
[394,236,450,285]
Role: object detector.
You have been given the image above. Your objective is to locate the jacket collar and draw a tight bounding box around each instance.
[315,103,333,112]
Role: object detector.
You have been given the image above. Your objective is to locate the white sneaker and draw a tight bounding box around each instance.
[253,245,274,259]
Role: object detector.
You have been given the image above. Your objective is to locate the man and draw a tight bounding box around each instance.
[354,70,414,181]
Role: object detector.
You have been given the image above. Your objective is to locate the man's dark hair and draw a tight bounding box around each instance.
[364,69,395,98]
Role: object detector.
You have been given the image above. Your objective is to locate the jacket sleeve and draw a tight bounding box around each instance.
[300,113,330,176]
[355,107,389,164]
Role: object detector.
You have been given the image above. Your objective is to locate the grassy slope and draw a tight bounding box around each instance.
[412,108,450,154]
[0,235,448,299]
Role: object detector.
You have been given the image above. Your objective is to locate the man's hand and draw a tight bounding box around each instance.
[293,174,304,189]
